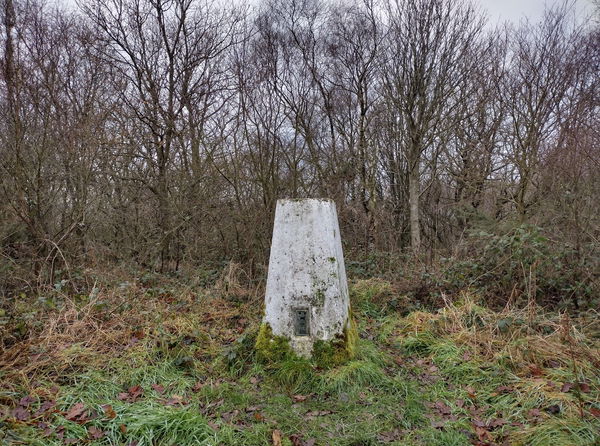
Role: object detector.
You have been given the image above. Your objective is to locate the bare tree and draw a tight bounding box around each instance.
[500,5,583,219]
[80,0,242,271]
[380,0,485,252]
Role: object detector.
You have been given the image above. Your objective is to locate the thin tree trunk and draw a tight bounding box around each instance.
[408,159,421,253]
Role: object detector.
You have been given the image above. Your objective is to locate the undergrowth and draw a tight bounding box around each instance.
[0,276,598,445]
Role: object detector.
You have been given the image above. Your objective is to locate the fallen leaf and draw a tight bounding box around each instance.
[222,410,239,422]
[472,419,486,428]
[34,400,56,417]
[293,394,308,402]
[578,382,590,393]
[65,403,86,421]
[433,400,452,415]
[488,418,508,428]
[13,407,30,421]
[561,382,574,393]
[128,385,143,401]
[590,408,600,418]
[19,396,36,407]
[163,395,187,407]
[151,384,165,394]
[544,404,560,415]
[495,385,514,394]
[474,425,491,441]
[272,429,283,446]
[102,404,116,419]
[253,412,266,422]
[88,426,104,440]
[119,424,127,434]
[55,426,65,439]
[377,428,404,442]
[529,365,544,377]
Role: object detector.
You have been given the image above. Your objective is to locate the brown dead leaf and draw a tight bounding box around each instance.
[119,424,127,434]
[34,400,56,417]
[377,428,405,442]
[561,382,574,393]
[13,407,30,421]
[128,385,143,401]
[102,404,116,419]
[488,418,508,428]
[19,396,36,407]
[433,400,452,415]
[578,382,590,393]
[529,365,544,378]
[474,425,491,442]
[65,403,86,421]
[272,429,283,446]
[163,395,188,407]
[88,426,104,440]
[293,394,308,402]
[151,384,165,394]
[589,408,600,418]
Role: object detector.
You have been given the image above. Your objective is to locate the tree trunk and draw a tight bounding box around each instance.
[408,159,421,253]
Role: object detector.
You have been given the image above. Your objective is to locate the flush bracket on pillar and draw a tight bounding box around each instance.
[293,308,310,336]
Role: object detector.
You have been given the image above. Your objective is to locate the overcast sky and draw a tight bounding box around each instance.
[53,0,595,24]
[478,0,592,24]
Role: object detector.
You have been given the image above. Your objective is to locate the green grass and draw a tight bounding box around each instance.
[2,280,599,446]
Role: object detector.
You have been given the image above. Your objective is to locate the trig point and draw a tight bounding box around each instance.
[256,198,355,363]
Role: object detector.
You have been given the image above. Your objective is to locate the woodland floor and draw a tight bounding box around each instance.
[1,273,599,446]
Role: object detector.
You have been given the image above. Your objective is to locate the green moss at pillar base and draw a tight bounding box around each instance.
[312,317,358,369]
[255,323,294,362]
[255,315,358,368]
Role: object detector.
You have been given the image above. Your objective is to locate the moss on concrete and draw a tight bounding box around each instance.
[312,315,358,369]
[255,323,293,363]
[256,312,357,368]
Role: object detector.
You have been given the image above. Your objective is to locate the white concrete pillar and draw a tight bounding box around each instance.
[262,198,351,358]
